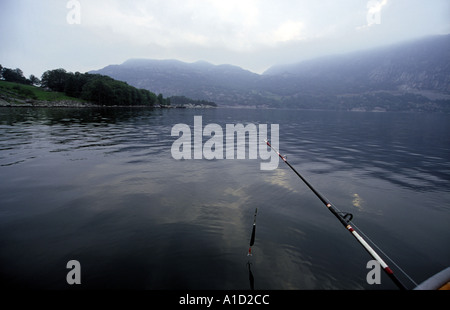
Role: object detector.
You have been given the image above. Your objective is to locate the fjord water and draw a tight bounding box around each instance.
[0,107,449,290]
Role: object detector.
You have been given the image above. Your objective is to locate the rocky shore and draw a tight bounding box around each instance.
[0,96,98,108]
[0,97,214,109]
[0,97,171,108]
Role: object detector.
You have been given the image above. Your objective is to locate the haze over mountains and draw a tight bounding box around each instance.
[91,35,450,112]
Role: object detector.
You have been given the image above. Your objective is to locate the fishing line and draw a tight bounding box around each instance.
[349,221,419,288]
[325,200,417,287]
[319,182,418,287]
[265,139,407,290]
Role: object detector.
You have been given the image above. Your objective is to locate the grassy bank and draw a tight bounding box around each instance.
[0,80,86,105]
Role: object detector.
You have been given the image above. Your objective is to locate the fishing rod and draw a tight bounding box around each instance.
[265,140,407,290]
[248,208,258,256]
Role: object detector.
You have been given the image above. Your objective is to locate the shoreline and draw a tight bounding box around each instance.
[1,98,444,114]
[0,98,180,109]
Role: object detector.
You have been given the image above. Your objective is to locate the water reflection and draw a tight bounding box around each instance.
[0,108,449,289]
[247,262,255,290]
[280,111,450,192]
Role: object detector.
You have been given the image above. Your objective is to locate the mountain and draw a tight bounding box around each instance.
[91,35,450,112]
[261,35,450,110]
[91,59,261,106]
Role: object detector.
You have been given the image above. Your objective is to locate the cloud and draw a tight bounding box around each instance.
[77,0,310,51]
[1,0,448,76]
[272,21,305,43]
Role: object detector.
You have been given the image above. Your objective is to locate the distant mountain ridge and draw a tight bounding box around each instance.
[91,35,450,112]
[92,58,260,106]
[263,35,450,94]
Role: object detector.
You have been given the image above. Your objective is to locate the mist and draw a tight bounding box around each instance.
[1,0,449,77]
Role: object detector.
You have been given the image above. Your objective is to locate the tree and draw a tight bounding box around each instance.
[64,74,78,97]
[81,78,114,105]
[41,69,68,92]
[140,89,157,106]
[2,67,29,84]
[29,74,40,86]
[64,72,88,98]
[157,93,164,105]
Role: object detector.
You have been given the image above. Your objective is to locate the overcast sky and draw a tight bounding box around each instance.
[1,0,449,77]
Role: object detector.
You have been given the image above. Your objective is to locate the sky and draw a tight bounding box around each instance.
[0,0,449,77]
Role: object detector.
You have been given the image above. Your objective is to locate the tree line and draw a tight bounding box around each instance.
[169,95,217,107]
[1,65,169,106]
[41,69,169,106]
[0,65,40,86]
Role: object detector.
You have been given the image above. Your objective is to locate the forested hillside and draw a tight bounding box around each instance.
[92,35,450,112]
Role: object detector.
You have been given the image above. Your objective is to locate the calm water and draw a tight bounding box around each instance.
[0,107,449,290]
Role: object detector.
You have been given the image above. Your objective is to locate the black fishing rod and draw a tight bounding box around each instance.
[265,140,407,290]
[248,208,258,256]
